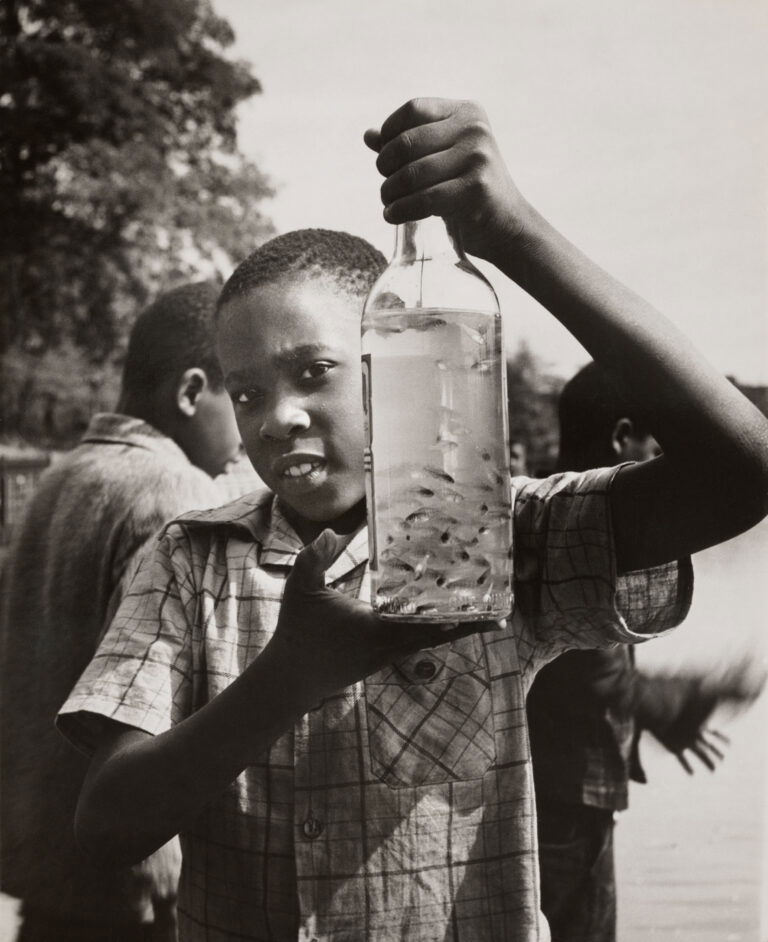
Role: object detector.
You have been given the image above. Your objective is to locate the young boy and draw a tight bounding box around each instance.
[1,282,241,941]
[58,100,768,941]
[528,361,755,942]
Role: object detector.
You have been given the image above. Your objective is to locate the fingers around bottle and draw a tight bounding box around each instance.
[380,147,470,209]
[382,178,467,225]
[377,97,457,151]
[364,128,382,153]
[375,118,456,178]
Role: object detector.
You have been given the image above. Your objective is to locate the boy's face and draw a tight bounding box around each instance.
[217,276,366,534]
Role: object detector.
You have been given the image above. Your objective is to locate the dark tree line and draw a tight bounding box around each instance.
[1,0,274,444]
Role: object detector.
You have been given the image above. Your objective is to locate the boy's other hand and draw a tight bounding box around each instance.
[269,528,504,706]
[365,97,527,263]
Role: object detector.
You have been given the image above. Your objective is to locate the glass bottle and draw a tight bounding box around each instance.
[361,217,513,622]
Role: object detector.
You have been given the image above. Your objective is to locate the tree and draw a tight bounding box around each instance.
[1,0,274,443]
[506,343,565,475]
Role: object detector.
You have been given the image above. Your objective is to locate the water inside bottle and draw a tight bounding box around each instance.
[362,308,513,622]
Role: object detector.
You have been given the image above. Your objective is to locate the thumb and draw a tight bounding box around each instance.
[364,128,382,153]
[291,528,347,589]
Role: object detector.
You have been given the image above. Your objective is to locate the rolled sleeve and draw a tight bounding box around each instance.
[57,530,196,754]
[512,466,692,668]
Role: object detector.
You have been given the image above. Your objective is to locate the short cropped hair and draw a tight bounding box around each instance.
[558,361,650,468]
[121,282,223,405]
[217,228,386,313]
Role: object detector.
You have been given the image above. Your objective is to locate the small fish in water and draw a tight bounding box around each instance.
[463,478,495,496]
[459,322,485,345]
[385,557,415,574]
[485,468,506,487]
[404,485,436,500]
[415,603,440,615]
[444,569,491,590]
[431,434,459,453]
[441,488,466,504]
[411,556,431,579]
[404,507,460,528]
[423,465,455,484]
[403,525,444,544]
[377,578,408,595]
[411,315,447,332]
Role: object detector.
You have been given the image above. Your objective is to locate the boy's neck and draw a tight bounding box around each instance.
[283,499,367,546]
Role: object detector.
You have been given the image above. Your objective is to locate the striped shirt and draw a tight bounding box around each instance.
[58,466,692,941]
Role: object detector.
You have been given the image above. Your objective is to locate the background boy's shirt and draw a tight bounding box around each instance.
[0,413,222,927]
[528,646,639,812]
[58,467,692,942]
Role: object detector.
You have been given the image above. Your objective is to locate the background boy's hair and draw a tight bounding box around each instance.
[121,282,224,406]
[217,228,386,312]
[558,361,650,470]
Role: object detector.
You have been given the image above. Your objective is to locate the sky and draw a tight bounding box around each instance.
[214,0,767,383]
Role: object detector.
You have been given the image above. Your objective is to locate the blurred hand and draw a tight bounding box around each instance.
[267,528,503,705]
[638,661,765,776]
[364,97,528,262]
[674,728,729,775]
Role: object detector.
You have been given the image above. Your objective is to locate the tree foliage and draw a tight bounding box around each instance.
[506,343,566,475]
[1,0,274,442]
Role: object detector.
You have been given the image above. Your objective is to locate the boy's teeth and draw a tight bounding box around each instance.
[283,461,320,478]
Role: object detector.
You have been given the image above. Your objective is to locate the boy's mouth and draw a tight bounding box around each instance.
[273,453,328,486]
[281,460,324,480]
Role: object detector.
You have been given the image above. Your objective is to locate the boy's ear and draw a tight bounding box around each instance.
[176,368,208,418]
[611,417,635,459]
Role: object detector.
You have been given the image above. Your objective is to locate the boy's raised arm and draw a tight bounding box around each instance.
[366,98,768,572]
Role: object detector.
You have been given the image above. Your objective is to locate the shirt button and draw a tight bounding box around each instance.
[414,659,437,680]
[302,815,323,840]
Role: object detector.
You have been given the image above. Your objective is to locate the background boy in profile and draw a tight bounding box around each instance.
[58,100,768,941]
[528,361,760,942]
[0,282,241,942]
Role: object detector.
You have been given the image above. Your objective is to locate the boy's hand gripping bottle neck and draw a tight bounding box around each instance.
[362,216,513,622]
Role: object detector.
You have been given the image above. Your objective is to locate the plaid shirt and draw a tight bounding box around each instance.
[59,466,692,942]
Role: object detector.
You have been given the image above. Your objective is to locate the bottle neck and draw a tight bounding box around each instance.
[393,217,464,263]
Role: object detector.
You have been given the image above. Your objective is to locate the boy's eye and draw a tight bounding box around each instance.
[232,387,263,406]
[300,361,334,381]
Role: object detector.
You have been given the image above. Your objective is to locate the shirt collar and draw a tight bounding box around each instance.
[80,413,190,466]
[174,491,370,581]
[260,499,369,581]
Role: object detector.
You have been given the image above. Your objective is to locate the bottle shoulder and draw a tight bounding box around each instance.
[364,257,499,316]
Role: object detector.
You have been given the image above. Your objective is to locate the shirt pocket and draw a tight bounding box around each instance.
[364,635,496,788]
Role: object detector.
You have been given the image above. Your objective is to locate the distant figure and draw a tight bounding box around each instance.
[0,283,241,942]
[509,438,529,476]
[528,361,754,942]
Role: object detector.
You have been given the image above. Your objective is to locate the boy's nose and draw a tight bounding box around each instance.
[259,400,311,441]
